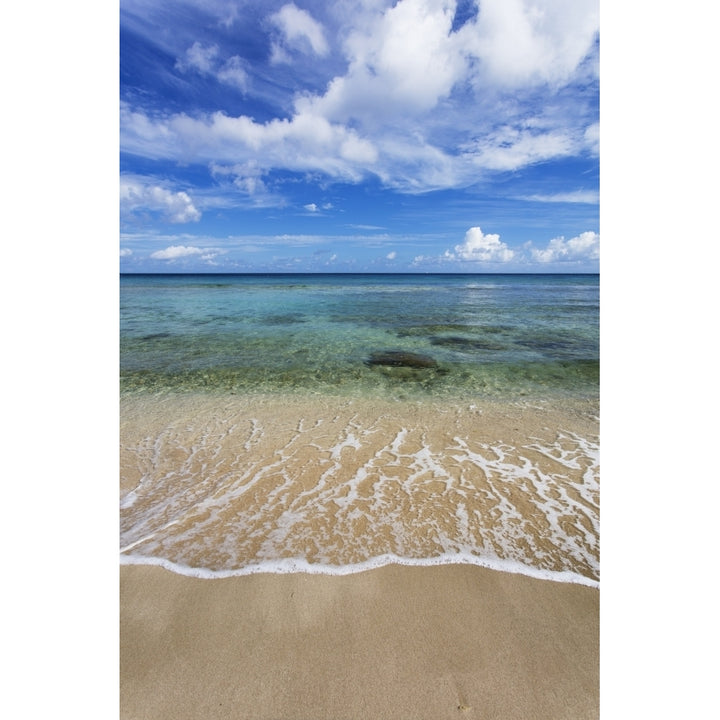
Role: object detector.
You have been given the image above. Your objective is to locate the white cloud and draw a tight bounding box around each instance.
[217,56,248,90]
[150,245,205,260]
[386,250,397,259]
[468,126,576,171]
[584,122,600,154]
[120,177,201,223]
[121,1,599,193]
[176,42,219,74]
[447,226,515,262]
[176,43,248,90]
[302,201,333,212]
[306,0,597,124]
[269,42,292,65]
[300,0,465,128]
[530,231,599,262]
[458,0,599,87]
[270,3,329,59]
[121,103,378,182]
[233,175,266,195]
[209,162,282,207]
[521,190,599,204]
[120,248,132,257]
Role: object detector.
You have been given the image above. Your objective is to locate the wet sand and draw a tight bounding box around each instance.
[120,393,599,580]
[120,563,598,719]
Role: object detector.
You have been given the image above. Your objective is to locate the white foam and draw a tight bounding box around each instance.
[329,432,362,460]
[119,551,599,588]
[121,406,599,590]
[119,490,138,509]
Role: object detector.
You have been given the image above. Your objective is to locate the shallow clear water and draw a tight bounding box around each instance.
[120,274,599,584]
[120,273,598,401]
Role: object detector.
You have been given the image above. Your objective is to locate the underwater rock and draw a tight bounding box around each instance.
[365,351,438,369]
[429,335,506,351]
[140,332,172,341]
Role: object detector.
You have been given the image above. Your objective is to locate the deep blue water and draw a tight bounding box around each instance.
[120,273,598,400]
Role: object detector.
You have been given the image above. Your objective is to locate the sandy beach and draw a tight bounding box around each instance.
[120,563,598,719]
[121,392,599,717]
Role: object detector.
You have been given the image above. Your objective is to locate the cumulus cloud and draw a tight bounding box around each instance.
[121,0,598,193]
[150,245,206,260]
[458,0,599,87]
[310,0,463,118]
[304,0,597,126]
[530,231,599,262]
[270,3,329,59]
[447,226,515,262]
[386,251,397,260]
[409,227,601,268]
[304,203,319,212]
[120,177,201,223]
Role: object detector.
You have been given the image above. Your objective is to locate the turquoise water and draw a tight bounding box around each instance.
[120,273,598,401]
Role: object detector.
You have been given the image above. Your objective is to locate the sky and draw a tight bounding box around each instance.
[120,0,599,273]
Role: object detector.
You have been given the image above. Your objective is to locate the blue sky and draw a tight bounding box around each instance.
[120,0,599,273]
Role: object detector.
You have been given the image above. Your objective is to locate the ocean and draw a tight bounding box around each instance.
[120,273,599,585]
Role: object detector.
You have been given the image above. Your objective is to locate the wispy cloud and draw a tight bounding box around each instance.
[150,245,205,259]
[120,176,201,223]
[175,41,249,90]
[270,3,329,60]
[175,41,218,74]
[520,190,599,204]
[346,224,386,231]
[121,0,599,194]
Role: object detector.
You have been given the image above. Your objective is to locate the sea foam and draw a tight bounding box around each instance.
[119,551,599,588]
[120,396,599,587]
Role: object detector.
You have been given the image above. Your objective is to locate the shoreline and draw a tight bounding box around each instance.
[121,392,599,582]
[119,552,599,588]
[120,562,599,720]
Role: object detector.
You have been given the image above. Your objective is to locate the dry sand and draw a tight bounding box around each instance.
[120,563,598,720]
